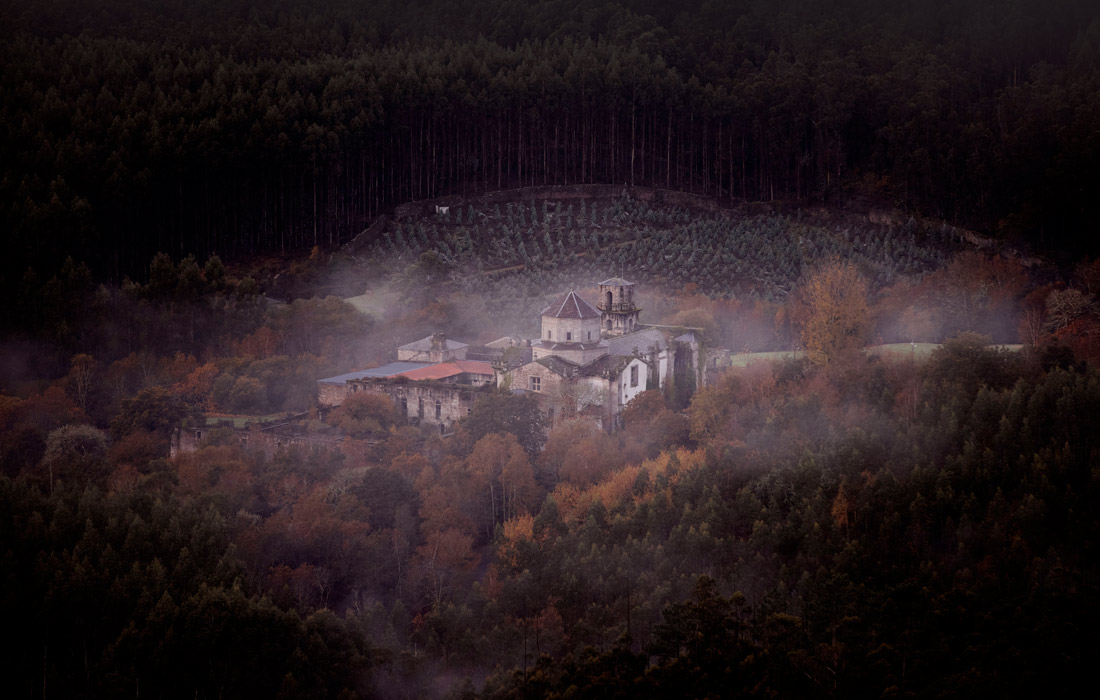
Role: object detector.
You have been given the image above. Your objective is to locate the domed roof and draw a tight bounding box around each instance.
[540,291,601,319]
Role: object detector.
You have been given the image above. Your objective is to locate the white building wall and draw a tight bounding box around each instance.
[620,358,648,407]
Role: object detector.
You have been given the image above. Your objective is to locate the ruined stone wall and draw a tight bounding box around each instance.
[318,382,352,407]
[171,425,342,459]
[347,379,487,432]
[396,346,467,363]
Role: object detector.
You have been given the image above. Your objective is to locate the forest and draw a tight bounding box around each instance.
[3,0,1100,295]
[3,0,1100,698]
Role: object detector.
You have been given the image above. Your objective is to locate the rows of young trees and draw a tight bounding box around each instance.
[4,0,1099,291]
[375,196,953,321]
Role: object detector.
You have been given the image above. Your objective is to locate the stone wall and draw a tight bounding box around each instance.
[318,381,352,407]
[347,378,488,433]
[540,315,602,344]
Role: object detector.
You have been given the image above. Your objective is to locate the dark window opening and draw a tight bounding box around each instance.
[435,401,441,420]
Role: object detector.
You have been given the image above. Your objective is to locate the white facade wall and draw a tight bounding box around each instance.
[619,357,648,407]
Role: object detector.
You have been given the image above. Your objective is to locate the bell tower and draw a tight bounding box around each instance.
[598,277,641,337]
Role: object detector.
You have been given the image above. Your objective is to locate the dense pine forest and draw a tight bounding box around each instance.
[3,0,1100,290]
[3,0,1100,698]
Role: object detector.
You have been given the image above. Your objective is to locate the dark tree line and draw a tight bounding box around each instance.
[3,0,1098,291]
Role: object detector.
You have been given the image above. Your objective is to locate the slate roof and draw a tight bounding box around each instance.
[534,355,582,378]
[484,336,524,349]
[599,277,634,286]
[607,328,670,356]
[532,353,636,379]
[318,362,433,384]
[397,360,494,381]
[398,335,469,352]
[540,291,601,319]
[533,340,607,352]
[581,354,635,377]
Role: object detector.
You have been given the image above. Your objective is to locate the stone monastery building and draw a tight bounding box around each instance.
[318,278,701,433]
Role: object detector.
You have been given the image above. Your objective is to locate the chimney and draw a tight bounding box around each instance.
[431,332,446,350]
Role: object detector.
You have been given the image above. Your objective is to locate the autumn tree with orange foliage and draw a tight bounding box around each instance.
[795,261,871,366]
[325,390,398,437]
[467,433,538,536]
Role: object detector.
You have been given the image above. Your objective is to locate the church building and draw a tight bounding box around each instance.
[498,278,696,431]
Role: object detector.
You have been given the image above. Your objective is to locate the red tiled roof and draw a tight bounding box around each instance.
[397,360,494,381]
[540,291,601,319]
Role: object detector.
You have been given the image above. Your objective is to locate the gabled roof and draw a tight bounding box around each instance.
[599,277,634,286]
[397,360,494,381]
[318,362,433,384]
[580,354,635,377]
[607,328,670,356]
[533,340,607,352]
[398,335,469,352]
[484,336,524,349]
[534,355,581,378]
[541,291,601,319]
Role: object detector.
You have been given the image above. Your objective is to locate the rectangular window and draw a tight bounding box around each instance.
[547,330,551,339]
[435,401,441,419]
[566,331,572,341]
[530,376,541,391]
[630,364,639,387]
[418,398,424,418]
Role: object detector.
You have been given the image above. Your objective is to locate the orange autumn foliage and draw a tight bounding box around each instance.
[552,447,706,524]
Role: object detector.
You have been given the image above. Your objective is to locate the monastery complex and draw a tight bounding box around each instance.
[317,278,708,433]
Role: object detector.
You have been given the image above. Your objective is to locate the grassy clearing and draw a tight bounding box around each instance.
[204,413,288,428]
[727,350,806,367]
[727,343,1024,368]
[867,343,942,360]
[344,281,402,320]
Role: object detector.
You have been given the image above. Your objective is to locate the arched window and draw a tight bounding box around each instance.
[605,291,613,309]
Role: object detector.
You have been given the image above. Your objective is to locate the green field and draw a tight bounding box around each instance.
[727,343,1024,368]
[203,413,288,428]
